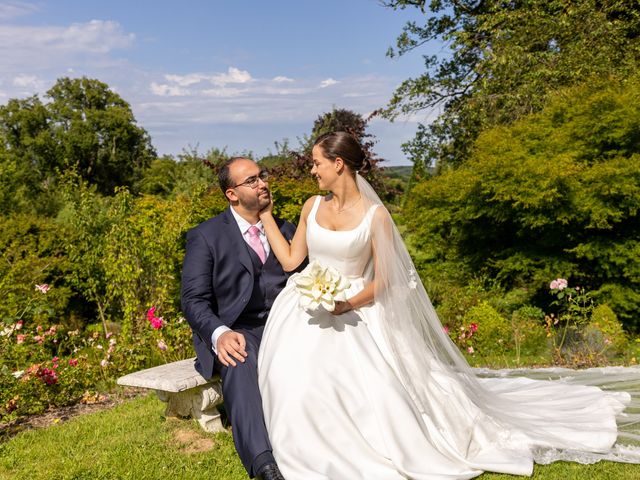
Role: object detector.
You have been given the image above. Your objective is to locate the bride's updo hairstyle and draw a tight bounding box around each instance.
[313,131,372,175]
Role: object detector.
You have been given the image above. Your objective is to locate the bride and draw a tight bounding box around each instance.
[257,131,640,479]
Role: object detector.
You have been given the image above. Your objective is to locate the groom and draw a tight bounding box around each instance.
[181,157,301,480]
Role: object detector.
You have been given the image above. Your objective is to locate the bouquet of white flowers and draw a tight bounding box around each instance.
[293,260,351,313]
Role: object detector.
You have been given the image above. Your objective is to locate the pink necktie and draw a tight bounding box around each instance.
[247,225,266,263]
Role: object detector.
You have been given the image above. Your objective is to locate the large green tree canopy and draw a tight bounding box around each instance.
[383,0,640,169]
[0,77,155,209]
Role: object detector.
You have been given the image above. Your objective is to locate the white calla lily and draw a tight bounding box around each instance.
[294,260,351,313]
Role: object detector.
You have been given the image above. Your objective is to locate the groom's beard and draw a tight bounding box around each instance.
[256,186,271,210]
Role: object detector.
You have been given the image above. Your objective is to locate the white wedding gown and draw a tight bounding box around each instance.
[258,196,635,480]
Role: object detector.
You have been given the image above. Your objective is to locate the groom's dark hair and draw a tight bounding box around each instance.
[218,157,250,195]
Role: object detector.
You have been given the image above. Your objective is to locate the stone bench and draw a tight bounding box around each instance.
[117,358,224,433]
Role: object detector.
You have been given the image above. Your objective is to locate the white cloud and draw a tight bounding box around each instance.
[0,20,134,54]
[139,73,394,128]
[12,74,43,89]
[0,20,135,73]
[159,67,253,92]
[164,73,208,87]
[202,87,245,98]
[150,82,189,97]
[273,76,294,83]
[319,78,338,88]
[210,67,252,86]
[0,1,39,20]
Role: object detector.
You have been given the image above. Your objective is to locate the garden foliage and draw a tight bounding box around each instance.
[403,77,640,330]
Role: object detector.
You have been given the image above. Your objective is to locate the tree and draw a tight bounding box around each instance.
[0,77,156,206]
[310,108,381,169]
[382,0,640,169]
[402,76,640,329]
[307,108,392,196]
[47,77,155,195]
[0,96,57,214]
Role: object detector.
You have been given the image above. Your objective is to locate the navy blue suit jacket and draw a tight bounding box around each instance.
[181,207,298,379]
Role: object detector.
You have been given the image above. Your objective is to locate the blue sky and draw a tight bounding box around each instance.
[0,1,441,165]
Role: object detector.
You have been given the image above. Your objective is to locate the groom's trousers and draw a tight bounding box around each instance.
[214,323,275,477]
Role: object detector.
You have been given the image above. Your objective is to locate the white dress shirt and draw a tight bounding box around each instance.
[211,206,270,354]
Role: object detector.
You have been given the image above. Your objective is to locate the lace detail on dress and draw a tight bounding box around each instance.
[532,444,640,465]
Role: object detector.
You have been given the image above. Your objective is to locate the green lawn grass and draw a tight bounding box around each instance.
[1,393,639,479]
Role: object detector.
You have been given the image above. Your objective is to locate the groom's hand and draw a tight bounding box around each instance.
[217,331,248,367]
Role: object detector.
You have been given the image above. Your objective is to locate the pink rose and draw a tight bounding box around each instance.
[68,358,78,367]
[15,320,23,330]
[149,316,164,330]
[467,346,474,354]
[147,306,164,329]
[157,340,168,351]
[38,367,58,385]
[469,323,478,333]
[35,284,50,294]
[16,334,26,344]
[550,278,568,290]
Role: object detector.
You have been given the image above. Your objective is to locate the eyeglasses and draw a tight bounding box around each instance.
[231,169,269,189]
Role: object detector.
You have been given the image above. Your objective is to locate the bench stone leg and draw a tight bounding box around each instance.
[156,382,225,433]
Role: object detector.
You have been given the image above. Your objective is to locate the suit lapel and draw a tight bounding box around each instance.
[222,208,254,275]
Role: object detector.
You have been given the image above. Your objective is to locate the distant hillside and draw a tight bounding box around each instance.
[380,165,413,182]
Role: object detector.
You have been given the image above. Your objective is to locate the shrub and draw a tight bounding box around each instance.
[269,177,319,224]
[0,215,72,332]
[402,76,640,330]
[435,282,488,335]
[461,302,512,356]
[585,304,628,357]
[511,305,549,363]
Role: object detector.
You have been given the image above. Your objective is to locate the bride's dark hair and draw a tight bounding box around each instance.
[313,131,372,174]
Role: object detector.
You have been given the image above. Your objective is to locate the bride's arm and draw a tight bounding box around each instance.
[259,196,315,272]
[333,207,389,315]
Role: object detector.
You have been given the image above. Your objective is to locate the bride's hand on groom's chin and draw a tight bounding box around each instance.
[259,197,274,219]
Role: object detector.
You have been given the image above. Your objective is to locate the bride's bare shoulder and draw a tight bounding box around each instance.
[299,195,321,223]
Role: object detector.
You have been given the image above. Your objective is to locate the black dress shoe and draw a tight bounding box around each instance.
[257,462,285,480]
